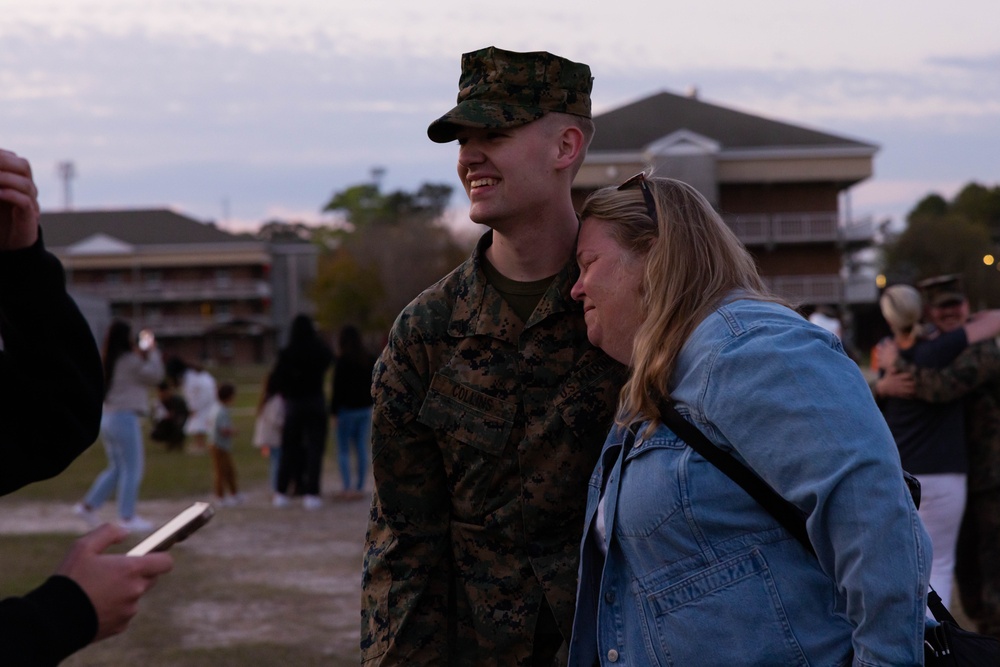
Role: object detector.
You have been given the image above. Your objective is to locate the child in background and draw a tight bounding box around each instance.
[252,372,285,500]
[210,383,242,507]
[150,380,189,451]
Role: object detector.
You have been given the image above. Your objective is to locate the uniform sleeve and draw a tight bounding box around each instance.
[903,340,1000,404]
[0,233,104,495]
[691,320,930,666]
[0,575,99,665]
[361,322,452,665]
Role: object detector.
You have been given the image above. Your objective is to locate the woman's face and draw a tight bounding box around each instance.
[571,216,646,365]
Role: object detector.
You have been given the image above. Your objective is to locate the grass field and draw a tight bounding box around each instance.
[8,363,274,504]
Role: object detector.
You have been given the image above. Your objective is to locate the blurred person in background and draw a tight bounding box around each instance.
[877,275,1000,637]
[252,370,285,501]
[172,358,218,456]
[74,319,165,533]
[272,314,333,510]
[330,325,376,501]
[877,283,1000,611]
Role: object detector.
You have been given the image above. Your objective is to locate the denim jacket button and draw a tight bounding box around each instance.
[604,591,615,604]
[607,649,619,662]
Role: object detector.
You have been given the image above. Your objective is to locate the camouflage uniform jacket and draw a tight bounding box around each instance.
[902,340,1000,492]
[361,231,626,666]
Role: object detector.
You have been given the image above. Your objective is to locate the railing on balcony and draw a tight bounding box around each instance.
[723,213,875,246]
[129,314,274,337]
[763,274,879,305]
[69,279,272,302]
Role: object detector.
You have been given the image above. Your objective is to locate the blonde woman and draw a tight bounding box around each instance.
[567,175,931,665]
[878,284,1000,611]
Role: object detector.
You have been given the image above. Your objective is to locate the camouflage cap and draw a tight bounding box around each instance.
[917,274,966,307]
[427,46,593,143]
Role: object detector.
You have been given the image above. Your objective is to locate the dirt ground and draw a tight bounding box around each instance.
[0,484,370,665]
[1,483,976,664]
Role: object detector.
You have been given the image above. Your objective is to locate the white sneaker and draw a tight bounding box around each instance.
[219,495,237,507]
[272,494,290,508]
[118,516,154,533]
[72,503,101,529]
[303,495,322,511]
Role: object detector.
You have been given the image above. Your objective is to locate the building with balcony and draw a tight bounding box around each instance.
[576,90,881,351]
[40,209,318,366]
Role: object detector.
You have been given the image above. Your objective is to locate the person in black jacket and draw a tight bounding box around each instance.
[271,313,333,510]
[0,148,173,665]
[329,325,376,500]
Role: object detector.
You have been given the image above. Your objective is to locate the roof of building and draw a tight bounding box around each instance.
[590,90,877,153]
[39,209,256,248]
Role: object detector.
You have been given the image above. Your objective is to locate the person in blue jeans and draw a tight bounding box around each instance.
[330,325,375,500]
[75,320,164,533]
[567,174,931,666]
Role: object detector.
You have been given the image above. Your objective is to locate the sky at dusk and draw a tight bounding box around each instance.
[1,0,998,233]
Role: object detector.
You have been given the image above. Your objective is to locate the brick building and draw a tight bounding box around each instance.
[575,90,881,349]
[41,209,318,365]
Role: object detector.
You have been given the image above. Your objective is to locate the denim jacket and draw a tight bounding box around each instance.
[569,297,931,667]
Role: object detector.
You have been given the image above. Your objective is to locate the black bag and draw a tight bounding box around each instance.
[924,589,1000,666]
[657,401,1000,666]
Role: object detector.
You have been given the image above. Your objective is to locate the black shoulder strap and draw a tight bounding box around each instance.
[658,401,816,556]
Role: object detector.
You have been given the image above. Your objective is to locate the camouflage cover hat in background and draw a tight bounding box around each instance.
[427,46,593,143]
[917,274,967,307]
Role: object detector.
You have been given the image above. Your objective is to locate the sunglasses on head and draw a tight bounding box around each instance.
[617,172,658,225]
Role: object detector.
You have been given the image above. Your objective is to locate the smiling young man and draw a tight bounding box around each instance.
[360,47,626,666]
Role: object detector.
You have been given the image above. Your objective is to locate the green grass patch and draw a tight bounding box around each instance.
[0,533,78,598]
[7,363,279,503]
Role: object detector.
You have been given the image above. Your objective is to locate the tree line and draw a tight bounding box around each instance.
[258,179,474,343]
[883,182,1000,308]
[257,177,1000,344]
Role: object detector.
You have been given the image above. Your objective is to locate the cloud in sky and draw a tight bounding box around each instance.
[1,0,998,230]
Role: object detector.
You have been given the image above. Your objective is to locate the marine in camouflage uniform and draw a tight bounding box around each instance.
[360,47,626,666]
[899,339,1000,637]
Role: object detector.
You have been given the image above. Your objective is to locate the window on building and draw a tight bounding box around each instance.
[144,270,162,287]
[215,269,231,287]
[217,338,235,362]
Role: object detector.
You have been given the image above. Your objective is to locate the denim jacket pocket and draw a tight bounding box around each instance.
[615,437,688,538]
[643,549,809,666]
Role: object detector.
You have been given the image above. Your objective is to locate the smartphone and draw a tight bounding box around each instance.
[127,502,215,556]
[138,329,155,351]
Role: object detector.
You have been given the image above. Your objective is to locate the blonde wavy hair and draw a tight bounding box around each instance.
[579,175,779,427]
[879,284,923,338]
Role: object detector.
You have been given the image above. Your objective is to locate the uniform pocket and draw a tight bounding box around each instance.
[418,373,516,519]
[418,373,515,456]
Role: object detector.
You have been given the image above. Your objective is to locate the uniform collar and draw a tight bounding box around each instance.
[447,230,583,338]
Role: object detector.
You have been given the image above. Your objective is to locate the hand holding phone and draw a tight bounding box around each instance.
[127,502,214,556]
